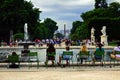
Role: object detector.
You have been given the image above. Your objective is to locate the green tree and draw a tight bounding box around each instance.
[70,21,82,35]
[54,33,64,39]
[95,0,108,9]
[108,2,120,17]
[70,22,89,40]
[33,23,49,40]
[81,1,120,41]
[70,1,120,41]
[70,34,79,41]
[0,0,41,42]
[44,18,58,38]
[75,23,89,39]
[13,33,24,40]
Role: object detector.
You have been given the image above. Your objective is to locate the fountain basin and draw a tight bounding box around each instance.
[0,46,114,62]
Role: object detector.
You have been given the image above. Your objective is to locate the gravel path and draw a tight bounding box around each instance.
[0,66,120,80]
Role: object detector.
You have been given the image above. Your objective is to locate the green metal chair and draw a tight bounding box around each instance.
[28,52,39,69]
[114,51,120,64]
[8,54,20,68]
[93,50,105,66]
[109,51,120,67]
[76,51,90,65]
[61,51,73,66]
[45,52,56,67]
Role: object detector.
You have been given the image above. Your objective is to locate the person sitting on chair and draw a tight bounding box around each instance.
[45,43,56,65]
[92,42,104,64]
[79,44,88,64]
[57,46,71,66]
[11,52,17,65]
[9,52,19,68]
[110,42,120,60]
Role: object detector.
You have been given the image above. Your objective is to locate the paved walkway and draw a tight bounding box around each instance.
[1,70,120,80]
[0,64,120,80]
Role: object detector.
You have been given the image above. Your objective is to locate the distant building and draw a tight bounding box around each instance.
[54,29,70,39]
[59,29,70,38]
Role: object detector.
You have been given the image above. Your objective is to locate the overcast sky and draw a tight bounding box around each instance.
[26,0,120,30]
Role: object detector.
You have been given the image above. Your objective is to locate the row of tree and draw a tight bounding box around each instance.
[0,0,58,43]
[70,1,120,42]
[1,0,120,43]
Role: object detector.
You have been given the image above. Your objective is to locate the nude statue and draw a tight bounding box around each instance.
[101,26,106,36]
[91,27,95,37]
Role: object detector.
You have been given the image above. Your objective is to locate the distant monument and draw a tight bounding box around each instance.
[91,27,95,45]
[64,24,66,38]
[9,30,14,42]
[101,26,108,46]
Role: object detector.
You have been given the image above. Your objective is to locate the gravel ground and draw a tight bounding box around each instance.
[0,66,120,80]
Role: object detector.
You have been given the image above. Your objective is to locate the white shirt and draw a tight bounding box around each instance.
[114,46,120,51]
[114,46,120,58]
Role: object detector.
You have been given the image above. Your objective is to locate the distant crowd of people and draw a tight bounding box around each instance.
[0,38,82,47]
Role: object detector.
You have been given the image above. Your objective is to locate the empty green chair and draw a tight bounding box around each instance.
[28,52,39,69]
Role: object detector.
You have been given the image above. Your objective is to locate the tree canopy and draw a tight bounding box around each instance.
[0,0,40,42]
[70,1,120,41]
[95,0,108,9]
[43,18,58,39]
[81,2,120,41]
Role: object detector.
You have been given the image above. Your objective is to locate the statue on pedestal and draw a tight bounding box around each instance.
[101,26,106,36]
[100,26,108,46]
[91,27,95,45]
[91,27,95,37]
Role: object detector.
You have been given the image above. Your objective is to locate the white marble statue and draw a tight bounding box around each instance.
[101,26,106,36]
[91,27,95,37]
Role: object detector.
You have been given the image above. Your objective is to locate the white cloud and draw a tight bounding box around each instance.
[26,0,119,30]
[58,0,94,6]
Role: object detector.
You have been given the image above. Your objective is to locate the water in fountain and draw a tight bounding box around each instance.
[24,23,29,41]
[18,23,35,61]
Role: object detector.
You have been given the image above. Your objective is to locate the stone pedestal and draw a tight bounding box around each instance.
[101,35,108,46]
[91,36,95,45]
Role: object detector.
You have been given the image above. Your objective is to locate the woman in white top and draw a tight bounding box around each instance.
[110,42,120,60]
